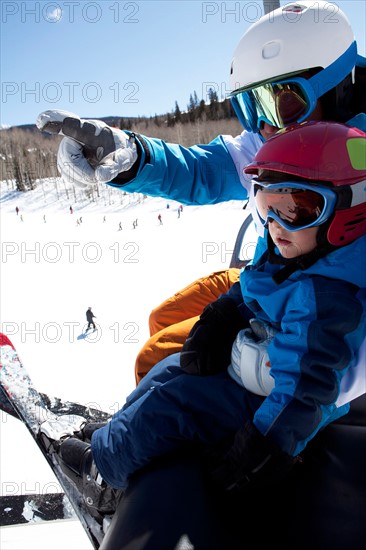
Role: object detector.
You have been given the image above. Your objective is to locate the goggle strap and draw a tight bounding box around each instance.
[308,41,357,99]
[230,96,252,132]
[350,179,366,207]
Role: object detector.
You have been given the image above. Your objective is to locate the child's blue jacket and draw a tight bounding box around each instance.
[227,235,366,456]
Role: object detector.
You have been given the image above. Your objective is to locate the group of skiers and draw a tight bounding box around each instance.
[35,0,365,536]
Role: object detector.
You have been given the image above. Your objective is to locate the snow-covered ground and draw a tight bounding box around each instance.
[0,177,255,548]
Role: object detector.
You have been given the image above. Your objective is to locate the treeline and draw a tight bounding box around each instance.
[102,88,237,130]
[157,88,237,127]
[0,129,61,192]
[0,89,242,192]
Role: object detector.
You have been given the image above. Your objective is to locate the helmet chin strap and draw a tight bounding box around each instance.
[267,232,334,285]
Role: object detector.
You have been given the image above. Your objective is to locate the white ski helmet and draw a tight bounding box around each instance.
[229,1,358,132]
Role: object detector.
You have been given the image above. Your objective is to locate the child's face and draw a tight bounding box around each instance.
[268,220,319,259]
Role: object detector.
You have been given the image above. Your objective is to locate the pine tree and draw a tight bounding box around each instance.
[188,90,200,123]
[197,99,206,120]
[174,101,182,123]
[188,94,195,122]
[166,112,175,127]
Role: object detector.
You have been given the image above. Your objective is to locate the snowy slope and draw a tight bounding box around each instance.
[0,178,252,549]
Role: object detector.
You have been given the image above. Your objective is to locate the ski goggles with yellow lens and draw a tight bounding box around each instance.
[230,41,357,133]
[232,78,317,131]
[254,182,338,231]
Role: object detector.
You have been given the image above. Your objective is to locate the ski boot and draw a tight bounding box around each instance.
[58,437,122,519]
[39,417,121,521]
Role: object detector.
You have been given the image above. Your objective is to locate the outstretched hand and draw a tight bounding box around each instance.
[36,110,138,188]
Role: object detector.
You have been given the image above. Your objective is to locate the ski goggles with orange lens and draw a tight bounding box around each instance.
[254,182,338,231]
[232,78,316,131]
[230,41,357,133]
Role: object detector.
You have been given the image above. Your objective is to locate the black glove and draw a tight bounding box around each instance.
[180,296,246,376]
[207,421,297,494]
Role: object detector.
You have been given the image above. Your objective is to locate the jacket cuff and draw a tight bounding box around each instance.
[111,133,151,185]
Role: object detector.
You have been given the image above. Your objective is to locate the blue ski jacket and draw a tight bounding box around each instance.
[227,236,366,456]
[109,131,261,206]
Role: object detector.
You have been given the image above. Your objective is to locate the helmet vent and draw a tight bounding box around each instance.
[262,41,281,60]
[345,215,366,227]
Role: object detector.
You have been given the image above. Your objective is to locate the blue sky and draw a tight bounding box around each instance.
[1,0,365,127]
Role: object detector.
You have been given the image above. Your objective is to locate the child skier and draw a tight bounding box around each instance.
[54,121,366,515]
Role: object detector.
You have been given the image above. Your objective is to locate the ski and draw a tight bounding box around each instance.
[0,335,111,548]
[0,384,111,423]
[0,493,75,526]
[0,336,110,423]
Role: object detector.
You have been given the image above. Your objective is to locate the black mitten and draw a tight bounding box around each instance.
[207,421,297,494]
[180,296,246,375]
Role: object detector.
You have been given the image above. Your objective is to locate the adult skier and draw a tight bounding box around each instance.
[36,1,366,381]
[86,307,96,331]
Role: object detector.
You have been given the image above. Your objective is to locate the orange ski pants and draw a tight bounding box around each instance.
[134,268,240,384]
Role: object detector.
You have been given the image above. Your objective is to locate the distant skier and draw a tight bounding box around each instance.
[86,307,96,331]
[69,206,73,214]
[158,214,163,225]
[15,206,19,215]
